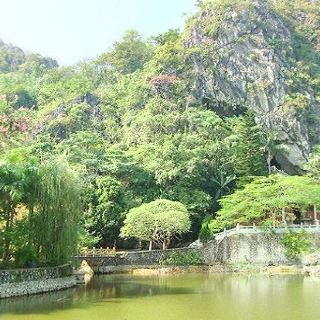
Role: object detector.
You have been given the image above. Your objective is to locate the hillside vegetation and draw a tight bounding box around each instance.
[0,0,320,259]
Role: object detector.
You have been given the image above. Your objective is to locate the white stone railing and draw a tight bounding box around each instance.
[214,223,320,241]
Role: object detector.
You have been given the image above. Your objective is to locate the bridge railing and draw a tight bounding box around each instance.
[214,222,320,241]
[79,247,116,257]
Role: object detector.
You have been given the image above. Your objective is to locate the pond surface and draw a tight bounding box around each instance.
[1,273,320,320]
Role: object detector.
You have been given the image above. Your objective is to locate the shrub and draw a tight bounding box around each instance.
[160,250,203,266]
[199,215,214,242]
[13,246,38,268]
[280,230,311,260]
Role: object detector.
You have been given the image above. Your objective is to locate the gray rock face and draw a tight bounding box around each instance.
[186,0,320,173]
[34,93,103,140]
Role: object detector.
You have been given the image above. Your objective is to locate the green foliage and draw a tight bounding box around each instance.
[86,175,127,247]
[210,175,320,233]
[272,0,320,53]
[95,30,153,75]
[0,41,26,73]
[228,113,268,184]
[160,250,204,266]
[37,66,94,105]
[2,218,37,268]
[121,199,191,249]
[280,230,311,259]
[199,215,214,242]
[1,0,320,256]
[77,226,100,249]
[33,157,82,265]
[306,146,320,181]
[0,152,81,267]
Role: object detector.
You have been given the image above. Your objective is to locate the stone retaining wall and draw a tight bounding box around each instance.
[203,232,320,266]
[76,232,320,274]
[0,264,76,299]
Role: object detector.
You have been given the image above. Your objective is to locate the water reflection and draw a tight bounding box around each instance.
[0,273,319,320]
[0,275,197,315]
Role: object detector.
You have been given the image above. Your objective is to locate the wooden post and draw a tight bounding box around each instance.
[149,240,153,251]
[236,223,240,234]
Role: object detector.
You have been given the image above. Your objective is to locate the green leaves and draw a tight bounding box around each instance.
[121,199,191,249]
[160,250,203,266]
[210,174,320,233]
[95,30,153,75]
[0,153,81,267]
[281,230,311,260]
[32,156,82,265]
[306,146,320,181]
[87,175,127,247]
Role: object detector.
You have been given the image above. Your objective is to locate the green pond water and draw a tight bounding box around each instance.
[1,273,320,320]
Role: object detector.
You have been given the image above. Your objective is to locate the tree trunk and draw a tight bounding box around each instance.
[268,150,271,176]
[2,208,14,264]
[166,237,170,249]
[149,240,153,251]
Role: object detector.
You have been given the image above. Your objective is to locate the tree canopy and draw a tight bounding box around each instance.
[121,199,191,250]
[0,151,81,267]
[210,175,320,233]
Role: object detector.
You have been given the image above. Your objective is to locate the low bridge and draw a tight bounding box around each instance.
[74,247,195,273]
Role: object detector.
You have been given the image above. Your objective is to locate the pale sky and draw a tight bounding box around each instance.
[0,0,197,65]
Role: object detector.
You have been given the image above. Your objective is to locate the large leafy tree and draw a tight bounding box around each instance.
[0,157,34,264]
[0,151,81,267]
[32,157,82,265]
[86,175,127,248]
[121,199,191,250]
[210,175,320,233]
[96,30,153,76]
[228,113,268,184]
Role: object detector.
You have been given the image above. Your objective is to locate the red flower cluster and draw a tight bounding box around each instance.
[149,74,177,86]
[0,107,31,136]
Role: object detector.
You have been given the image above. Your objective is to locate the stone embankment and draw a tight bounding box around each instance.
[76,231,320,275]
[202,232,320,266]
[0,264,76,298]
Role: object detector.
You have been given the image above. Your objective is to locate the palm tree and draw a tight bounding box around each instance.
[211,170,236,201]
[0,162,30,264]
[262,130,288,175]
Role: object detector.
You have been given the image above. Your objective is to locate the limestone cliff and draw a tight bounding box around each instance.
[185,0,320,173]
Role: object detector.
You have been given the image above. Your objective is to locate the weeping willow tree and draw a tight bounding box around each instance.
[32,157,82,266]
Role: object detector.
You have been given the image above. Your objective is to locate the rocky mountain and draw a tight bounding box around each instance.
[2,0,320,248]
[185,0,320,173]
[1,0,320,176]
[0,39,58,73]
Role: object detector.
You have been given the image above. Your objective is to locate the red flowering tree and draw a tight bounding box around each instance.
[0,95,32,150]
[149,74,177,98]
